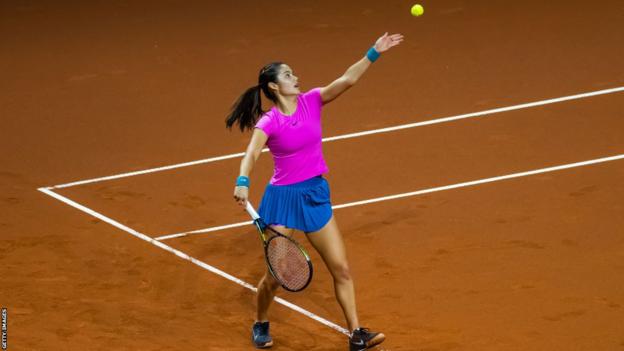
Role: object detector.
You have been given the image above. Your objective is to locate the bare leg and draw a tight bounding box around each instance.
[305,215,359,331]
[256,225,294,322]
[256,269,280,322]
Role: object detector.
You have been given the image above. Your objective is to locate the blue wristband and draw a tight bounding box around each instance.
[366,47,380,63]
[236,176,250,187]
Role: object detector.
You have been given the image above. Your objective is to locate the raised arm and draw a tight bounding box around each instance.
[233,128,268,206]
[319,32,404,104]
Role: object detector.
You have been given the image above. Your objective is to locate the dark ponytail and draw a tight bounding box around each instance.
[225,61,283,132]
[225,85,263,132]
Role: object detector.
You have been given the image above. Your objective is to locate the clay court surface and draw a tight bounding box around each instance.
[2,1,624,350]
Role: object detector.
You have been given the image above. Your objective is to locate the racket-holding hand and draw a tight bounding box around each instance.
[234,186,248,206]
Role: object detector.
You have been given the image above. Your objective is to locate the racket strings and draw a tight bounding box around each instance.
[266,236,310,291]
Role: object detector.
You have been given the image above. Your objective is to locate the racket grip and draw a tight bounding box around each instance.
[245,201,261,220]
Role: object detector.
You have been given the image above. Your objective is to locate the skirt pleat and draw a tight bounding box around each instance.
[258,175,332,233]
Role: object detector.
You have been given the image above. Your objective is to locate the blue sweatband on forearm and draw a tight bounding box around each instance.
[366,47,380,62]
[236,176,250,187]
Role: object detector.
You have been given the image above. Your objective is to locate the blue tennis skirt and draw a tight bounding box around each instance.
[258,175,333,233]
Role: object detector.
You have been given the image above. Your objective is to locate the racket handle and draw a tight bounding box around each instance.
[245,201,261,220]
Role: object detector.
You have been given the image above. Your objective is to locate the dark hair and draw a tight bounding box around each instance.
[225,62,284,132]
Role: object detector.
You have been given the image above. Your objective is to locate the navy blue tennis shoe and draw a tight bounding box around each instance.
[252,321,273,349]
[349,327,385,351]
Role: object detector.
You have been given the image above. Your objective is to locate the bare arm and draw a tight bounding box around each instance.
[234,128,268,206]
[320,32,404,104]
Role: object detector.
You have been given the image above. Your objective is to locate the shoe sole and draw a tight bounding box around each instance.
[252,339,273,349]
[366,333,386,349]
[350,333,386,351]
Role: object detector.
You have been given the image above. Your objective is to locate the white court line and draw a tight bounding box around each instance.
[48,86,624,190]
[37,187,349,336]
[154,153,624,241]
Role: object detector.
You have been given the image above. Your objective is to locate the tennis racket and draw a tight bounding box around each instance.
[245,201,313,292]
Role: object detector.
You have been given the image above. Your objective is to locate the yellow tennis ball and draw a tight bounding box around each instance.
[411,4,424,17]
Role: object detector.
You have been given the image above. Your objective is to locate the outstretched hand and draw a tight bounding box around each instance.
[374,32,404,53]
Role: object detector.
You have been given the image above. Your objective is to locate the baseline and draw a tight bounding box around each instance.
[37,187,349,336]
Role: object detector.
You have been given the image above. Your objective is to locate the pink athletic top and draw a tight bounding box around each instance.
[254,88,329,185]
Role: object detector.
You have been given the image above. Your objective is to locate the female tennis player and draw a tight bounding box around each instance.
[226,32,403,350]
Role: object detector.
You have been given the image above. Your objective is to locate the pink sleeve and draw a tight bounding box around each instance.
[254,114,273,137]
[303,88,323,108]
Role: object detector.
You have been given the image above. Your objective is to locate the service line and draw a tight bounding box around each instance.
[37,188,349,336]
[48,86,624,190]
[155,153,624,241]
